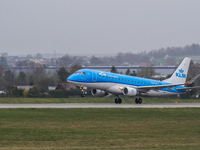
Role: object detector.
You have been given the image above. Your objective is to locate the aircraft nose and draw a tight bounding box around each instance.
[67,74,79,82]
[67,75,73,82]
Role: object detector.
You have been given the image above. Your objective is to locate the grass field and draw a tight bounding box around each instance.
[0,97,199,104]
[0,108,200,150]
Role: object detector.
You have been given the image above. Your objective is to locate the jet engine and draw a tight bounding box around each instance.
[123,87,137,96]
[91,89,108,97]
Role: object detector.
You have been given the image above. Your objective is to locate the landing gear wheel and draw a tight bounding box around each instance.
[115,98,122,104]
[115,98,118,104]
[138,98,142,104]
[135,98,138,104]
[81,94,85,97]
[118,98,122,104]
[135,98,142,104]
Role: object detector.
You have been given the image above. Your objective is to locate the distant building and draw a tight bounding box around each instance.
[0,91,6,94]
[56,83,77,91]
[16,86,33,90]
[48,86,56,91]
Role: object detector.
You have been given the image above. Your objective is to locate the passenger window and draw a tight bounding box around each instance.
[75,71,86,75]
[75,71,80,74]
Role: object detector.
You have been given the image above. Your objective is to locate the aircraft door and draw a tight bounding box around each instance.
[92,71,97,82]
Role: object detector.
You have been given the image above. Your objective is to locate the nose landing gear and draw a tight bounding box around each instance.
[80,86,87,97]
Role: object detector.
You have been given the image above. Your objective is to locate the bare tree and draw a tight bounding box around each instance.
[137,66,156,78]
[69,64,82,74]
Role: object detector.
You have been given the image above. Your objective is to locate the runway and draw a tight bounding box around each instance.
[0,103,200,108]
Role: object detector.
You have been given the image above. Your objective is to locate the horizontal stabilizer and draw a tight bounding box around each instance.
[187,73,200,85]
[177,86,200,91]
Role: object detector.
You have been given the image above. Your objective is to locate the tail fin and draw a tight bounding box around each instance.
[163,57,191,84]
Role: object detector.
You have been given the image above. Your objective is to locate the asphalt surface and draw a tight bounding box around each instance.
[0,103,200,108]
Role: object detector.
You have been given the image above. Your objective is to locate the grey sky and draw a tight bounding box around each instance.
[1,0,200,56]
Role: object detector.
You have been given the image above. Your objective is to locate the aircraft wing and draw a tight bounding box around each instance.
[120,83,186,93]
[137,84,183,89]
[135,83,184,91]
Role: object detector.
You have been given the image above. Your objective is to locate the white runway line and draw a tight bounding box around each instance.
[0,103,200,108]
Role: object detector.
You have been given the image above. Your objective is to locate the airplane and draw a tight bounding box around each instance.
[67,57,200,104]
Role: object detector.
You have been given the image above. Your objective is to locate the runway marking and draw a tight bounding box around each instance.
[0,103,200,108]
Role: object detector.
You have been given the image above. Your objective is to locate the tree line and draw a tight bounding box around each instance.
[1,44,200,68]
[0,64,82,97]
[58,44,200,66]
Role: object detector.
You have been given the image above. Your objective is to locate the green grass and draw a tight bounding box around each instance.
[0,108,200,150]
[0,97,199,104]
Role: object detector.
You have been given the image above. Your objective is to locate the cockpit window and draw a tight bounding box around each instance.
[75,71,86,75]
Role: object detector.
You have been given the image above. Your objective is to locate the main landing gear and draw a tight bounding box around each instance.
[115,97,122,104]
[135,98,142,104]
[114,97,143,104]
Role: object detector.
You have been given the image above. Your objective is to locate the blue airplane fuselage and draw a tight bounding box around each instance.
[67,69,186,97]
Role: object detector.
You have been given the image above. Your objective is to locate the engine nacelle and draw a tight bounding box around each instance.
[123,87,137,96]
[91,89,108,97]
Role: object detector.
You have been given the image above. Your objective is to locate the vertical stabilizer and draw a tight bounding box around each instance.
[164,57,191,84]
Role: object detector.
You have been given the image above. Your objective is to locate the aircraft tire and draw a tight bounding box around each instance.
[135,98,142,104]
[115,98,122,104]
[118,98,122,104]
[138,98,142,104]
[115,98,118,104]
[135,98,138,104]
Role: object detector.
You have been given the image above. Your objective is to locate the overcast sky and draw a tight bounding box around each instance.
[1,0,200,56]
